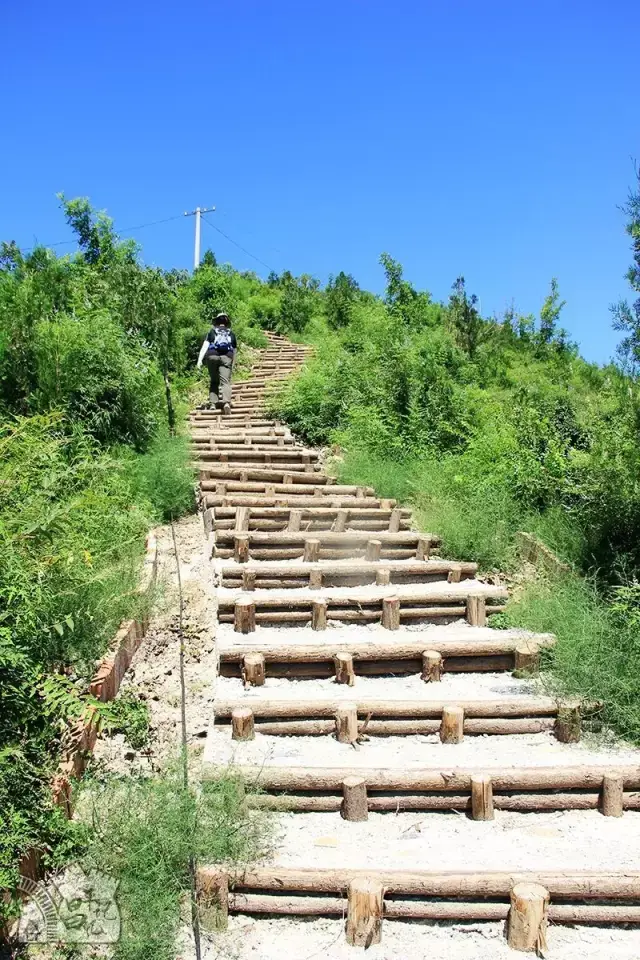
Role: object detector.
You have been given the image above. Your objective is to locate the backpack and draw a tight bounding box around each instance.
[209,325,233,354]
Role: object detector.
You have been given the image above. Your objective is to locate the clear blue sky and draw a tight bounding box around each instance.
[2,0,638,363]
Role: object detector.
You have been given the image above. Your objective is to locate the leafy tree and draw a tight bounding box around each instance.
[278,273,316,333]
[200,249,217,268]
[612,166,640,375]
[325,271,359,329]
[448,276,483,358]
[538,277,566,347]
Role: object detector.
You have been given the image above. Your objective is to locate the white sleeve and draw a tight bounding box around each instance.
[197,339,209,364]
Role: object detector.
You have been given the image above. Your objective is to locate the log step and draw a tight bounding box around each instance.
[197,865,640,934]
[199,467,331,485]
[218,559,476,588]
[217,628,555,679]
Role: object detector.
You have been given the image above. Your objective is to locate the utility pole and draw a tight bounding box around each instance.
[184,205,215,270]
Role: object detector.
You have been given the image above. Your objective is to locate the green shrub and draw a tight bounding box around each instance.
[127,433,195,522]
[106,690,150,750]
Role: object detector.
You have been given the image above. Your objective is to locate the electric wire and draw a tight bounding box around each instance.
[20,213,185,253]
[201,213,275,272]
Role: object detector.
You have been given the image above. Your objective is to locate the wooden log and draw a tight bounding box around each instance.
[422,649,443,682]
[514,643,540,675]
[242,569,256,591]
[311,599,327,632]
[304,538,321,562]
[440,705,464,743]
[212,696,559,720]
[341,776,368,821]
[288,509,302,532]
[334,652,355,686]
[346,878,383,947]
[381,596,400,631]
[219,634,555,663]
[335,703,358,743]
[247,717,556,737]
[198,867,229,930]
[375,568,391,585]
[230,764,640,793]
[507,882,549,953]
[235,506,251,531]
[220,891,640,924]
[602,771,624,817]
[388,508,402,533]
[416,536,432,560]
[234,535,250,563]
[231,707,255,741]
[309,570,323,589]
[242,653,265,687]
[203,507,214,535]
[334,509,348,532]
[466,595,486,627]
[555,699,581,742]
[365,539,382,561]
[247,791,640,814]
[447,563,462,583]
[234,600,256,634]
[471,775,494,821]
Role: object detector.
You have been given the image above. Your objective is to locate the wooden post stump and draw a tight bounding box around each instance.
[265,484,276,495]
[334,652,355,686]
[311,599,328,631]
[514,643,540,676]
[309,570,323,589]
[346,878,384,947]
[416,536,432,560]
[198,867,229,931]
[313,487,323,498]
[440,705,464,743]
[242,570,256,591]
[242,653,265,687]
[216,482,227,496]
[388,508,402,533]
[507,882,549,953]
[341,776,368,822]
[471,774,494,821]
[283,473,294,485]
[380,499,393,511]
[335,703,359,743]
[304,538,321,562]
[555,699,581,743]
[288,509,302,532]
[375,568,391,586]
[381,596,400,631]
[602,771,624,817]
[231,707,255,741]
[365,539,382,562]
[356,486,365,499]
[447,563,462,583]
[334,509,348,532]
[235,506,251,531]
[234,535,250,564]
[422,649,443,682]
[203,507,214,536]
[466,595,486,627]
[234,599,256,634]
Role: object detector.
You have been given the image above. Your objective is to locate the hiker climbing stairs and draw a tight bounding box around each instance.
[192,331,640,954]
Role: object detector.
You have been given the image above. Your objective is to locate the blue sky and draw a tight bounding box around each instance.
[1,0,638,362]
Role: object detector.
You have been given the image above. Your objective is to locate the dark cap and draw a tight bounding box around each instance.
[215,312,231,324]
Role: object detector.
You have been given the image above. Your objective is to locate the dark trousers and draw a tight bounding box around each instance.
[205,353,233,405]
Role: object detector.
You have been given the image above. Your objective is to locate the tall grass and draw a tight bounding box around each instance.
[81,771,269,960]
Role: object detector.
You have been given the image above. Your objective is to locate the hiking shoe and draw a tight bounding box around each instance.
[223,403,231,415]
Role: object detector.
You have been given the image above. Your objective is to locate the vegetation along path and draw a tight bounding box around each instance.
[191,333,640,959]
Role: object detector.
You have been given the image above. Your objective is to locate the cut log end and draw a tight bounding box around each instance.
[335,703,358,744]
[381,596,400,631]
[440,705,464,744]
[470,774,494,821]
[234,599,256,634]
[602,771,624,818]
[334,652,355,686]
[341,775,368,822]
[507,882,549,953]
[346,877,383,946]
[422,649,443,683]
[231,707,255,741]
[311,599,328,632]
[243,653,265,687]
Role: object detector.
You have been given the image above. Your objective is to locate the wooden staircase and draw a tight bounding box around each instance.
[195,331,640,952]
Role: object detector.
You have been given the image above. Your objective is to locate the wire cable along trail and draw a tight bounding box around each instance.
[191,333,640,956]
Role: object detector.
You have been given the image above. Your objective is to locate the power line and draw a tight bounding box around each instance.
[201,214,275,272]
[20,213,185,253]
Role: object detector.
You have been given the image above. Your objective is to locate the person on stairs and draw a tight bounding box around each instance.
[197,312,237,413]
